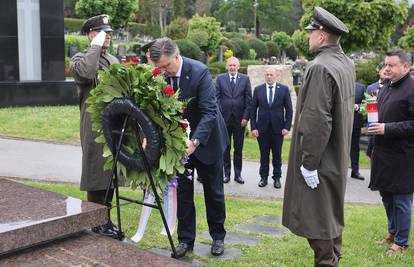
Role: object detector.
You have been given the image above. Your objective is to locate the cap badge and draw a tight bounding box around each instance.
[102,16,109,24]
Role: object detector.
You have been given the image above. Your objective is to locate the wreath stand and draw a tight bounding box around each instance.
[103,114,177,258]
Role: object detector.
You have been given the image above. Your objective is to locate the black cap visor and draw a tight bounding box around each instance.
[305,21,323,31]
[91,25,113,33]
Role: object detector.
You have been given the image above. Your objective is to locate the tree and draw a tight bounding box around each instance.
[398,25,414,50]
[176,39,202,60]
[291,30,313,59]
[173,0,185,18]
[214,0,294,35]
[75,0,138,29]
[166,17,189,39]
[299,0,408,53]
[188,15,222,63]
[271,31,293,60]
[184,0,197,18]
[247,38,268,58]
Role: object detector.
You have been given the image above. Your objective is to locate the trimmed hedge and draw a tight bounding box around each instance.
[247,39,268,59]
[231,38,249,59]
[208,60,263,75]
[64,35,89,57]
[176,39,202,61]
[355,56,384,86]
[64,18,84,33]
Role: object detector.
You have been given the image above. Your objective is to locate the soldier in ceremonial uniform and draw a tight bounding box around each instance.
[70,14,120,239]
[282,7,355,266]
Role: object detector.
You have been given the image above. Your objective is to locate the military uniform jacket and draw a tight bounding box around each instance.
[70,45,119,191]
[282,45,355,239]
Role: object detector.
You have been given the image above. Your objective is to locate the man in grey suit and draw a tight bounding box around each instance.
[216,57,252,184]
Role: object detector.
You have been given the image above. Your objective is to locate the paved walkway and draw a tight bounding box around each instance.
[0,137,381,204]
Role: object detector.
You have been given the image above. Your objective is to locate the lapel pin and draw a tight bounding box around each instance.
[186,76,190,79]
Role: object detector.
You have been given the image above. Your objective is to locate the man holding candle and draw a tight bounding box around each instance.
[368,49,414,255]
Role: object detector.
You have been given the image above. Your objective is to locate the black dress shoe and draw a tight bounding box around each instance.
[211,239,224,256]
[273,179,281,189]
[351,172,365,180]
[172,242,193,258]
[92,224,121,239]
[258,178,268,187]
[223,176,230,183]
[234,176,245,184]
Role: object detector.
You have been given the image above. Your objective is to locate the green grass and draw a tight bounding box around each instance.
[22,180,414,267]
[0,105,370,168]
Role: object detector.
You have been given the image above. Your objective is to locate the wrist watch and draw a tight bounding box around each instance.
[191,138,200,147]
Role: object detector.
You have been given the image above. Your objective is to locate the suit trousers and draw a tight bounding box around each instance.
[350,127,361,173]
[177,155,226,245]
[257,128,283,180]
[380,191,413,246]
[223,116,245,178]
[307,235,342,267]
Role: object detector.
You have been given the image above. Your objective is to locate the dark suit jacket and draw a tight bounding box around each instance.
[215,73,252,124]
[250,83,293,134]
[354,82,366,128]
[179,57,229,164]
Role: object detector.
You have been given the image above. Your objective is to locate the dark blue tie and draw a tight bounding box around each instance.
[268,86,273,106]
[231,76,235,90]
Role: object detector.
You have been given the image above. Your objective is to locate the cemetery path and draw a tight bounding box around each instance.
[0,137,380,204]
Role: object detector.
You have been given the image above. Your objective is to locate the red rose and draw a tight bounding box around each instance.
[152,68,161,76]
[163,85,174,96]
[181,122,188,129]
[130,56,139,64]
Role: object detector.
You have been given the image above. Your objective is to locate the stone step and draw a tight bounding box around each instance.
[0,178,107,256]
[0,231,190,266]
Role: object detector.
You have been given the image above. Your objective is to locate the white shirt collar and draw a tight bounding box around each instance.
[228,72,238,80]
[267,82,276,88]
[175,56,183,77]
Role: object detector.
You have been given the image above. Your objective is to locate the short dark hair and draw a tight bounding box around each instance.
[149,37,179,62]
[323,31,340,44]
[386,49,411,65]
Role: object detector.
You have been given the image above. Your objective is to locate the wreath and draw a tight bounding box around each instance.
[86,63,188,191]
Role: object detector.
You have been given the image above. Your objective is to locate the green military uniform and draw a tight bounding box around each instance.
[70,15,119,192]
[282,7,355,266]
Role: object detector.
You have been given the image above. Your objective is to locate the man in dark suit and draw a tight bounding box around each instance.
[251,67,293,189]
[350,82,366,180]
[150,38,229,258]
[216,57,252,184]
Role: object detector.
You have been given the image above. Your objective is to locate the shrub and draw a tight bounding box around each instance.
[64,17,84,33]
[127,22,140,38]
[355,56,384,86]
[223,32,244,39]
[176,39,202,61]
[265,41,280,58]
[247,39,268,59]
[64,35,89,57]
[136,23,161,38]
[231,38,249,59]
[166,17,189,40]
[248,49,257,60]
[208,61,226,74]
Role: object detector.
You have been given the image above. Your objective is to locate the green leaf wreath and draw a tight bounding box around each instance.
[86,63,188,190]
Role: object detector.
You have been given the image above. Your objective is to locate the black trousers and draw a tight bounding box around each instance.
[177,155,226,244]
[258,128,284,180]
[223,117,245,178]
[350,127,361,173]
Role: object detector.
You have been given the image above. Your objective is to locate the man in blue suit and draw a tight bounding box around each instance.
[251,67,293,189]
[150,38,229,258]
[350,82,366,180]
[216,57,252,184]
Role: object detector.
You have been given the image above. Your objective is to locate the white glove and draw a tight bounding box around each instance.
[300,165,319,189]
[91,31,106,47]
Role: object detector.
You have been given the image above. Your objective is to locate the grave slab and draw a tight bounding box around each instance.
[201,231,260,246]
[193,243,242,260]
[150,248,205,266]
[0,178,107,255]
[0,232,190,266]
[236,224,289,236]
[253,215,282,225]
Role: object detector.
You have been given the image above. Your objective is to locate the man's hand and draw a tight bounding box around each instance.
[186,139,197,155]
[281,129,289,136]
[300,165,319,189]
[354,104,359,111]
[241,119,248,127]
[367,123,385,135]
[91,31,106,47]
[252,129,259,138]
